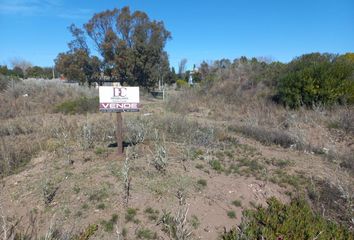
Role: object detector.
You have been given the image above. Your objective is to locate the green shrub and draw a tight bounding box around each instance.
[54,96,99,114]
[197,179,207,187]
[136,228,157,239]
[100,214,118,232]
[221,197,353,240]
[190,215,200,229]
[144,207,159,221]
[72,224,98,240]
[275,53,354,108]
[227,211,236,219]
[125,208,138,223]
[232,199,242,207]
[209,160,223,172]
[176,79,188,89]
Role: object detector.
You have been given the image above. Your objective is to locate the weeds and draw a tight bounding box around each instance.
[232,200,242,207]
[80,118,94,150]
[189,215,200,229]
[144,207,159,221]
[338,109,354,133]
[125,208,138,223]
[72,224,98,240]
[231,124,297,148]
[196,179,207,190]
[152,130,168,172]
[159,208,192,240]
[122,151,131,207]
[136,228,157,239]
[101,214,119,232]
[209,159,223,172]
[227,211,236,219]
[42,180,59,206]
[222,197,353,240]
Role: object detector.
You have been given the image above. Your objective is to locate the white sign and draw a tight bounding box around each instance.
[99,86,140,112]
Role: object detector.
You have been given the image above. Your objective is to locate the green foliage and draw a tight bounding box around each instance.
[136,228,157,239]
[144,207,160,221]
[26,66,54,79]
[209,159,223,172]
[232,199,242,207]
[72,224,98,240]
[196,179,207,187]
[96,203,105,210]
[55,49,100,84]
[221,197,353,240]
[54,96,98,114]
[227,211,236,219]
[125,208,138,223]
[190,215,200,229]
[275,53,354,108]
[84,6,171,89]
[100,214,118,232]
[176,79,188,89]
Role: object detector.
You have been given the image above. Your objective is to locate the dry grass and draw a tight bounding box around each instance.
[1,77,353,238]
[0,79,97,119]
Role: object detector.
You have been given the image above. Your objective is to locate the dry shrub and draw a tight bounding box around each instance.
[337,108,354,134]
[151,114,216,147]
[0,79,97,119]
[0,135,40,177]
[166,89,202,114]
[339,151,354,175]
[229,124,297,148]
[309,179,354,229]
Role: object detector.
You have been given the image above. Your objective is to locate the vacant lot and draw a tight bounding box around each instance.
[0,79,353,239]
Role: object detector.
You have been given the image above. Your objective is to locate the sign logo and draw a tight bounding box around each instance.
[99,86,140,112]
[113,87,127,97]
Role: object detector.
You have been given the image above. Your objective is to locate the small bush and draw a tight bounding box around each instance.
[209,160,223,172]
[136,228,157,239]
[100,214,118,232]
[196,179,207,191]
[176,79,188,89]
[227,211,236,219]
[233,125,297,148]
[0,74,10,91]
[125,208,138,223]
[232,200,242,207]
[337,109,354,134]
[144,207,159,221]
[221,197,353,240]
[54,96,99,114]
[72,224,98,240]
[197,179,207,187]
[190,215,200,229]
[339,151,354,175]
[96,203,105,210]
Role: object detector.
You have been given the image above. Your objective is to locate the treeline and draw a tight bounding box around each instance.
[195,53,354,108]
[0,65,54,79]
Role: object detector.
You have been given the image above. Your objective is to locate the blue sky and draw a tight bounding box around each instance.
[0,0,353,69]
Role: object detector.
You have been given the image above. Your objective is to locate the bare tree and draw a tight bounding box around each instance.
[178,58,187,78]
[11,58,32,75]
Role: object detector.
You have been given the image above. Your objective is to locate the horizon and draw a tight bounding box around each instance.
[0,0,353,70]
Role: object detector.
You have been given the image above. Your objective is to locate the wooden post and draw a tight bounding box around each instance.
[116,112,123,155]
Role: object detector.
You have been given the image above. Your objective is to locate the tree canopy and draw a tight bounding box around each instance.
[55,6,171,88]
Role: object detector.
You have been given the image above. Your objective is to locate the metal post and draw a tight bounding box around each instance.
[116,112,123,155]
